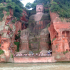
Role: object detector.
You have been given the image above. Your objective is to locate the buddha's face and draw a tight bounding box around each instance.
[36,5,44,13]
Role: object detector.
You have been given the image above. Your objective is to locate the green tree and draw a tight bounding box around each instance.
[25,2,32,9]
[0,0,24,21]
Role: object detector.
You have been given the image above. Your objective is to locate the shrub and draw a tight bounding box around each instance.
[12,19,16,23]
[0,49,4,55]
[0,0,24,21]
[50,0,70,18]
[0,13,4,21]
[11,54,13,58]
[63,51,68,55]
[14,42,20,52]
[6,12,10,16]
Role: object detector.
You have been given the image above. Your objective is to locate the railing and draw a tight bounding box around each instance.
[14,53,52,57]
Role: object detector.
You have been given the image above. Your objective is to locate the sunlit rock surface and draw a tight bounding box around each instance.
[48,12,70,61]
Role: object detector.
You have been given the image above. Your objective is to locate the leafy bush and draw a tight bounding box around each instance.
[0,49,4,55]
[44,9,49,13]
[4,7,9,12]
[6,12,10,16]
[14,42,20,52]
[63,51,68,55]
[0,13,4,21]
[12,19,16,23]
[50,0,70,18]
[0,0,24,21]
[11,54,13,58]
[6,0,12,3]
[0,3,3,7]
[50,2,60,12]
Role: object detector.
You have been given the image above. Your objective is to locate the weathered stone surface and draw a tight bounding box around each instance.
[14,56,55,63]
[0,8,28,62]
[20,29,29,51]
[40,50,48,54]
[15,21,22,35]
[1,38,10,61]
[16,50,30,54]
[40,28,50,51]
[0,54,6,62]
[29,36,40,51]
[48,12,70,53]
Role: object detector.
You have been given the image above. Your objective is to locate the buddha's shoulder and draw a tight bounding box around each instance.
[29,14,35,20]
[42,13,49,17]
[41,13,50,20]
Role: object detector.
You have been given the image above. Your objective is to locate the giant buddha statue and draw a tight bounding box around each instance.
[29,4,50,52]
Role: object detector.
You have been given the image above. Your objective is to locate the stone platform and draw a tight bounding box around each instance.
[14,56,55,63]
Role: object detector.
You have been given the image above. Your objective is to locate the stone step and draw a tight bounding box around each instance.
[14,56,55,63]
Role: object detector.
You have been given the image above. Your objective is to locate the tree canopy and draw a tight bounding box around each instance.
[0,0,24,21]
[25,0,50,9]
[50,0,70,18]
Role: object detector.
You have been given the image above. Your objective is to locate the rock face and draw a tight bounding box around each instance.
[20,29,29,51]
[0,10,16,61]
[15,21,22,35]
[48,12,70,53]
[1,38,10,61]
[0,9,28,62]
[40,28,50,50]
[28,4,50,52]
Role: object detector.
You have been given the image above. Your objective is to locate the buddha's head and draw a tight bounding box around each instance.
[36,4,44,13]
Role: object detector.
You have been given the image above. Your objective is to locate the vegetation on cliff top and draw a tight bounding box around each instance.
[50,0,70,18]
[26,0,70,18]
[0,0,24,21]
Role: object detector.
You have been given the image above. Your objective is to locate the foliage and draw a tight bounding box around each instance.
[0,49,4,55]
[0,13,4,21]
[52,38,56,42]
[25,2,32,9]
[6,0,12,3]
[44,9,49,13]
[50,0,70,18]
[0,0,24,21]
[11,54,13,58]
[6,12,10,16]
[0,44,1,47]
[14,30,21,52]
[25,0,51,9]
[0,3,4,21]
[14,42,20,52]
[63,51,68,55]
[50,2,60,12]
[47,23,50,28]
[12,19,16,23]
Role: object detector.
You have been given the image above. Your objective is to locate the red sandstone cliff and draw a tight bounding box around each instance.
[48,12,70,53]
[0,9,28,61]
